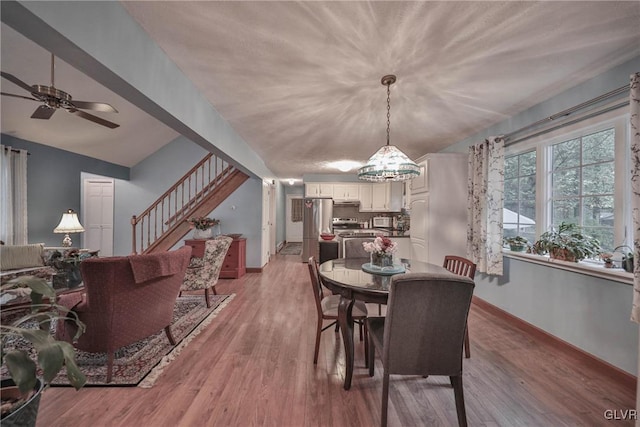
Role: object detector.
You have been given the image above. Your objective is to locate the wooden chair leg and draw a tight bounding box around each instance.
[368,329,375,377]
[313,318,322,364]
[212,285,218,296]
[464,328,471,359]
[165,325,176,346]
[450,375,468,427]
[204,288,212,308]
[106,352,114,383]
[359,320,364,341]
[381,371,390,427]
[364,322,369,368]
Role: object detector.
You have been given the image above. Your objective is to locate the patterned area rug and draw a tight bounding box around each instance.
[280,242,302,255]
[2,294,233,388]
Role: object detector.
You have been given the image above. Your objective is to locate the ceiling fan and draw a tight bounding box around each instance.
[1,53,119,129]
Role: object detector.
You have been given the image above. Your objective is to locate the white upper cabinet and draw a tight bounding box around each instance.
[305,183,334,198]
[410,162,428,194]
[359,184,373,211]
[333,183,359,201]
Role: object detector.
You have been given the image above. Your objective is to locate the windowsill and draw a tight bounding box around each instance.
[502,250,634,285]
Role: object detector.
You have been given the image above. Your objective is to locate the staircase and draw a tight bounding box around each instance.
[131,153,249,254]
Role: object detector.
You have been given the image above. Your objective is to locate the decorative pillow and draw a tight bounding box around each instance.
[0,244,45,270]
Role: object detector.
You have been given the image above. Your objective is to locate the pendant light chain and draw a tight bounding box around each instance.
[386,82,391,146]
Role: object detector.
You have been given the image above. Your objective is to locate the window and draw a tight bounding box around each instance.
[504,111,630,261]
[504,150,536,243]
[550,128,615,251]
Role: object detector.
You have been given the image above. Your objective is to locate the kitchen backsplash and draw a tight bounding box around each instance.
[333,206,410,230]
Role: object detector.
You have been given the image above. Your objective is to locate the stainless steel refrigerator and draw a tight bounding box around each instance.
[302,198,333,262]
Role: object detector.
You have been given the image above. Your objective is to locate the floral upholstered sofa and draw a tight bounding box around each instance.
[0,243,56,286]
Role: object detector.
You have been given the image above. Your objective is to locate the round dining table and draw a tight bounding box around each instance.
[318,257,453,390]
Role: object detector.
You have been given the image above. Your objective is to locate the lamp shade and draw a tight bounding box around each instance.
[357,144,421,182]
[54,209,85,233]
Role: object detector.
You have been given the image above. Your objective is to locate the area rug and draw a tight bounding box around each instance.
[2,294,233,388]
[280,242,302,255]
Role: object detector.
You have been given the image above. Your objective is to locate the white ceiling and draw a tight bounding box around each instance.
[2,1,640,178]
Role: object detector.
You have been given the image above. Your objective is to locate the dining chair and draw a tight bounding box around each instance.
[308,256,368,365]
[343,237,384,316]
[443,255,476,358]
[343,238,374,259]
[367,272,475,427]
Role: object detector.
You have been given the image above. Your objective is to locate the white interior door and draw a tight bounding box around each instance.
[83,179,114,256]
[286,194,303,242]
[261,181,271,266]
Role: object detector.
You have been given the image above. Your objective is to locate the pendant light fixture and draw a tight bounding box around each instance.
[358,74,420,182]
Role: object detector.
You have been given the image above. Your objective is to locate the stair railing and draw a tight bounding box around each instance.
[131,153,235,253]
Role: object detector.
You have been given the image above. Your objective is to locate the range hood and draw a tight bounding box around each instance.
[333,200,360,206]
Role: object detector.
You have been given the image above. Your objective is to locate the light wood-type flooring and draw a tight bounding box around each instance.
[38,253,634,426]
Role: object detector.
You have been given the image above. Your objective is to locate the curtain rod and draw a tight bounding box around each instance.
[504,84,629,146]
[3,146,30,155]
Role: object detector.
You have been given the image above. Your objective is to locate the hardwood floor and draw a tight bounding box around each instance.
[38,254,634,426]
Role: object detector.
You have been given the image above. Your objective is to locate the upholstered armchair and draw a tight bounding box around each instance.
[181,236,232,307]
[55,246,192,383]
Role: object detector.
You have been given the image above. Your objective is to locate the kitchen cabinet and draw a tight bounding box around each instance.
[409,153,468,264]
[410,162,428,194]
[359,182,402,212]
[305,183,333,198]
[392,237,412,260]
[333,183,359,202]
[358,184,373,211]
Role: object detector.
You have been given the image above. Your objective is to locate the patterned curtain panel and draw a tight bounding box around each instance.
[0,145,28,245]
[630,72,640,322]
[291,198,303,223]
[467,136,504,275]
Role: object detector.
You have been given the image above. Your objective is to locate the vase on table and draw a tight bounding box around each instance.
[371,252,393,268]
[193,228,213,239]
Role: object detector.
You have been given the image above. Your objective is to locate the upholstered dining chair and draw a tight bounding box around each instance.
[308,256,368,365]
[181,236,232,307]
[344,238,374,259]
[443,255,477,358]
[344,237,383,315]
[56,246,193,383]
[367,272,475,427]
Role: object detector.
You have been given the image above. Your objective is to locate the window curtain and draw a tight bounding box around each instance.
[0,145,28,245]
[291,198,303,222]
[467,136,504,275]
[630,72,640,323]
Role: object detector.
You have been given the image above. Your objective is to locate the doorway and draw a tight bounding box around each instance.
[82,178,114,256]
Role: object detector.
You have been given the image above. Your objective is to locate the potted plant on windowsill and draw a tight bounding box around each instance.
[1,276,86,427]
[503,236,530,252]
[533,222,601,262]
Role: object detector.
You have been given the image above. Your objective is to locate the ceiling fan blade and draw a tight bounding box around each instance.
[67,108,120,129]
[70,100,118,113]
[1,71,35,93]
[31,105,56,120]
[1,92,38,101]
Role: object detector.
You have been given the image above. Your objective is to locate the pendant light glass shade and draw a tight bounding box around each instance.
[358,74,420,182]
[358,144,420,181]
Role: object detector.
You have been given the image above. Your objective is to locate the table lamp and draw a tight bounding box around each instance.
[53,209,85,247]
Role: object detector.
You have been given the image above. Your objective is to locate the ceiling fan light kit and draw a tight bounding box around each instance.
[1,53,120,128]
[358,74,420,182]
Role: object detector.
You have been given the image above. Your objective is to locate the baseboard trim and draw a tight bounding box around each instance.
[472,296,637,393]
[246,267,262,273]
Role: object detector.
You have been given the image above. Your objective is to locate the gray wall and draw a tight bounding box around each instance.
[444,56,640,374]
[1,134,128,246]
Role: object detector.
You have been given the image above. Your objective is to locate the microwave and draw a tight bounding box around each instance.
[372,217,392,228]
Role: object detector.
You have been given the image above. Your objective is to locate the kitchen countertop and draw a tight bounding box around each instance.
[338,229,410,238]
